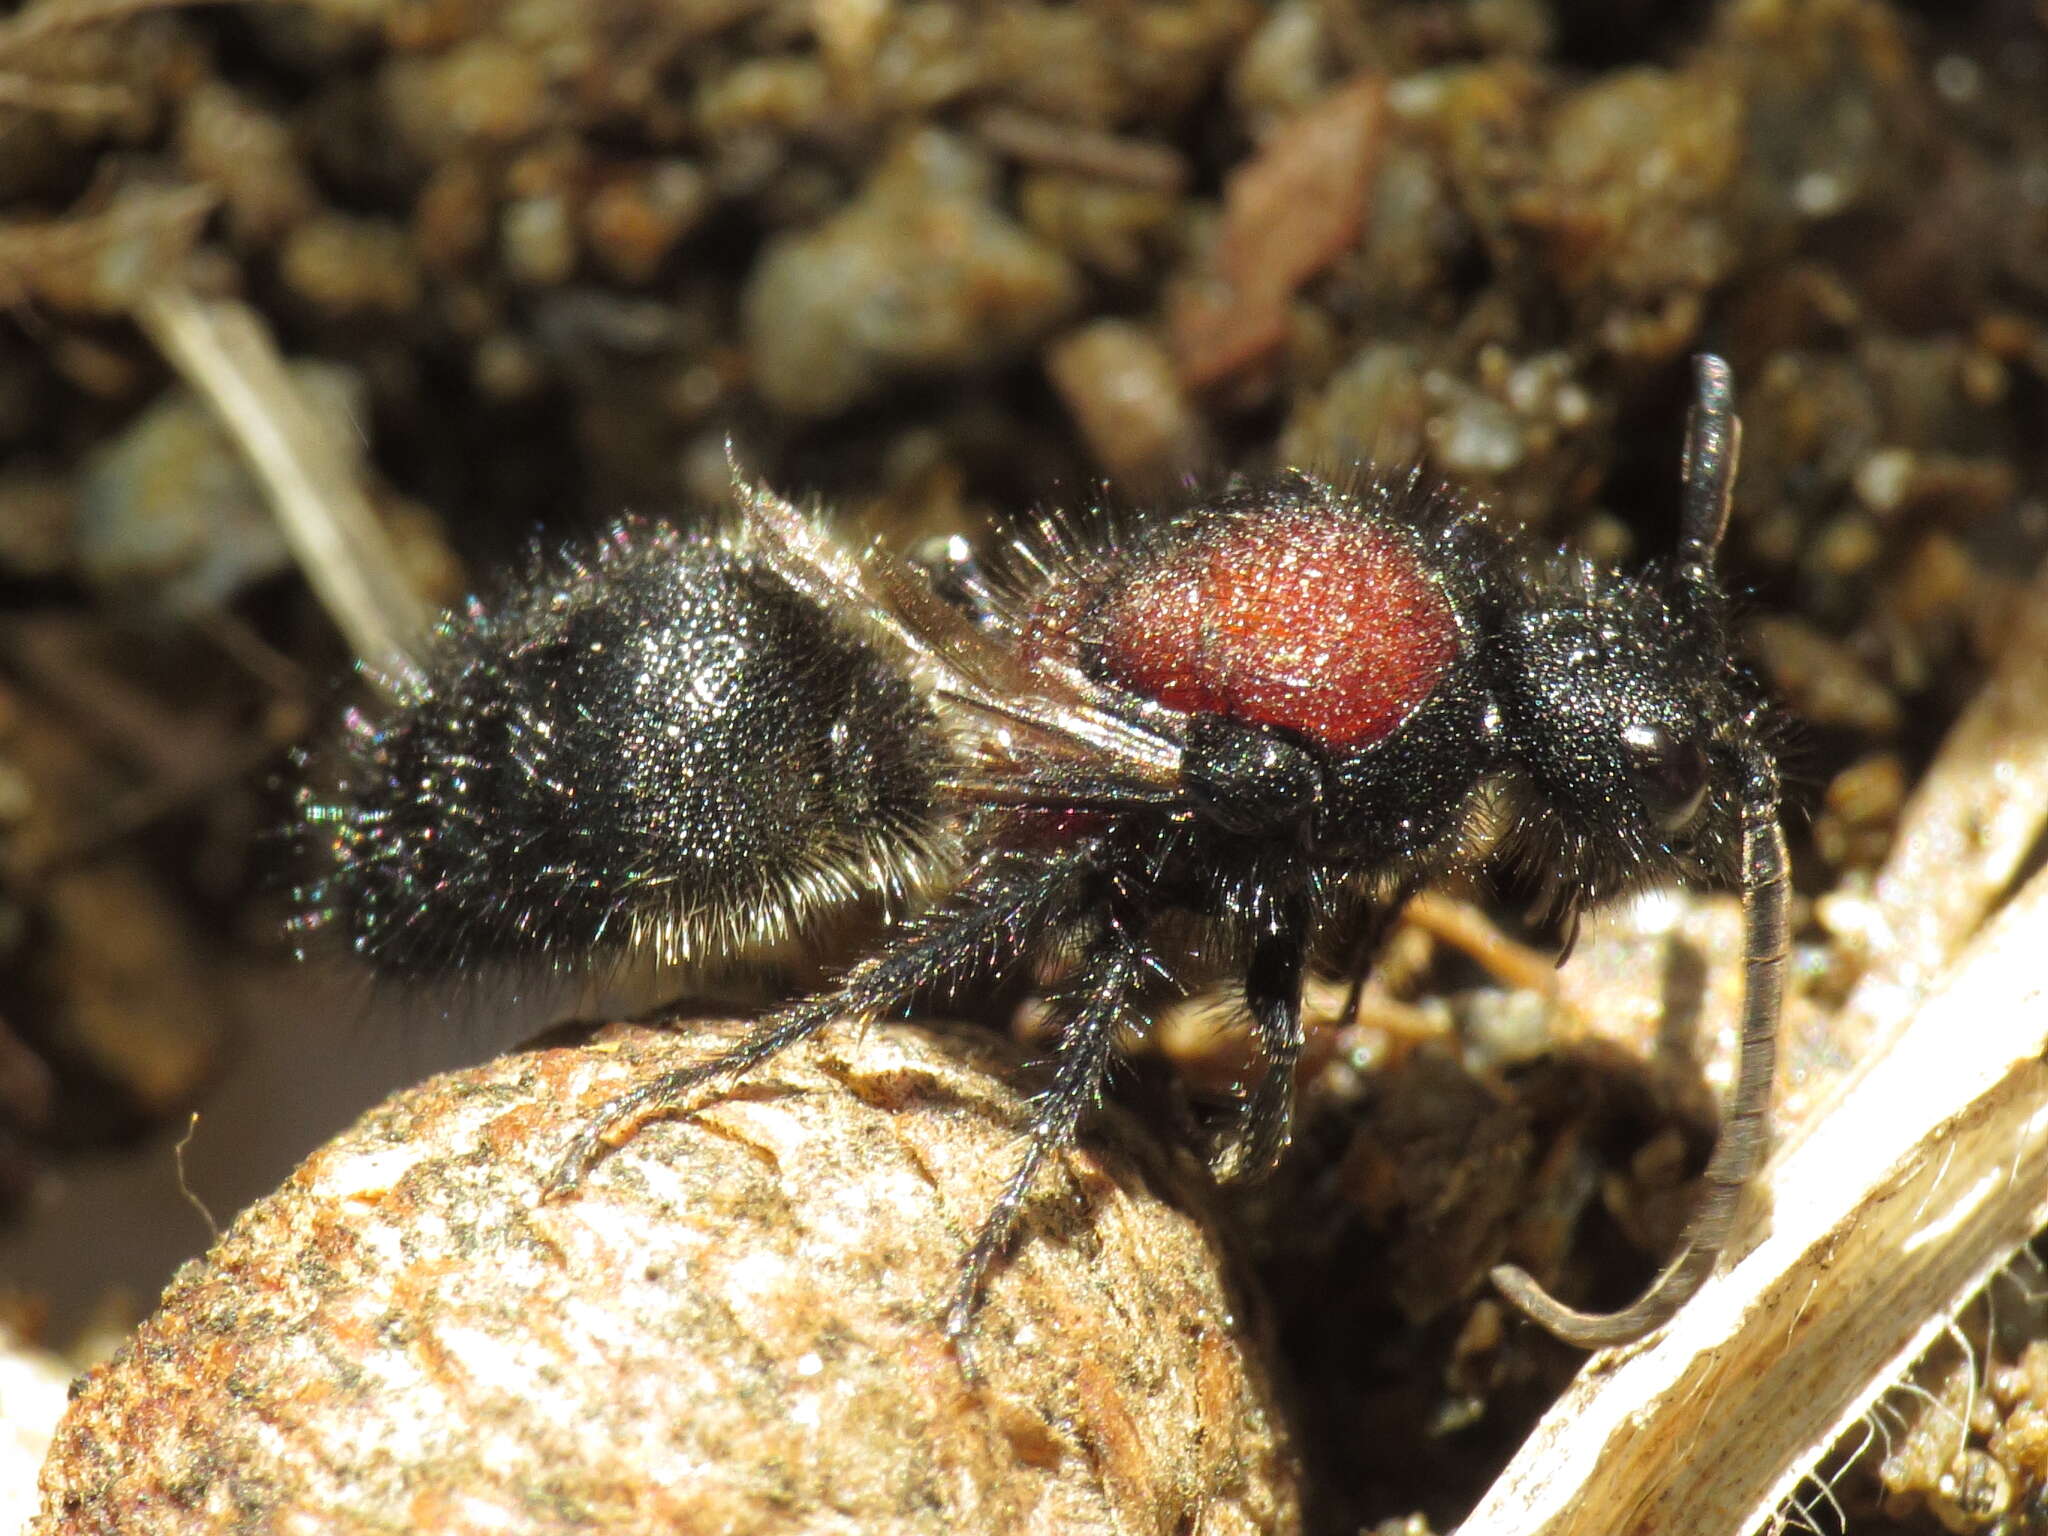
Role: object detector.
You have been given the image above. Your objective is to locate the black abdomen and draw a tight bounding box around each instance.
[298,522,948,977]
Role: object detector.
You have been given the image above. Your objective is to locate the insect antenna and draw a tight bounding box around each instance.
[1490,355,1791,1347]
[1491,749,1788,1344]
[1677,351,1740,584]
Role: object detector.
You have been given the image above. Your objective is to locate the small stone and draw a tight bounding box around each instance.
[1745,615,1902,738]
[1280,341,1429,469]
[695,57,831,140]
[1425,382,1523,479]
[175,83,316,247]
[279,214,421,316]
[383,39,550,157]
[1230,0,1328,125]
[501,193,578,285]
[1016,173,1179,281]
[1526,67,1742,307]
[744,130,1077,417]
[1044,319,1206,489]
[812,0,893,95]
[412,160,493,273]
[583,161,710,285]
[1814,752,1907,872]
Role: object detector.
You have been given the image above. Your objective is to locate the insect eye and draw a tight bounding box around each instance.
[1621,722,1710,832]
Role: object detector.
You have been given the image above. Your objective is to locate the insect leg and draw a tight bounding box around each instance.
[544,845,1098,1201]
[941,919,1150,1353]
[1335,873,1421,1028]
[1209,888,1311,1183]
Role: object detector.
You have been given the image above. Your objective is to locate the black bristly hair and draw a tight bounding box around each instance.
[292,519,954,980]
[297,355,1787,1359]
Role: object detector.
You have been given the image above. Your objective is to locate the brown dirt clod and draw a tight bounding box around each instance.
[33,1020,1301,1536]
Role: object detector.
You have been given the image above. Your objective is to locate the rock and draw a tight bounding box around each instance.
[744,131,1077,417]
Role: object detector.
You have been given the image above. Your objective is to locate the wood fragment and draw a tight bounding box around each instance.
[1459,863,2048,1536]
[1403,892,1559,998]
[973,106,1190,192]
[0,185,216,313]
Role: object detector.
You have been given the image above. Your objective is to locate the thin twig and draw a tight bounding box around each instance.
[0,183,216,311]
[972,106,1190,192]
[0,72,135,118]
[133,283,430,681]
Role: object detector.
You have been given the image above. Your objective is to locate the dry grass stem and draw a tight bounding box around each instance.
[133,284,431,680]
[0,74,134,118]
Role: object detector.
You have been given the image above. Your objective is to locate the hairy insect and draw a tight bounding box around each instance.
[298,354,1786,1352]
